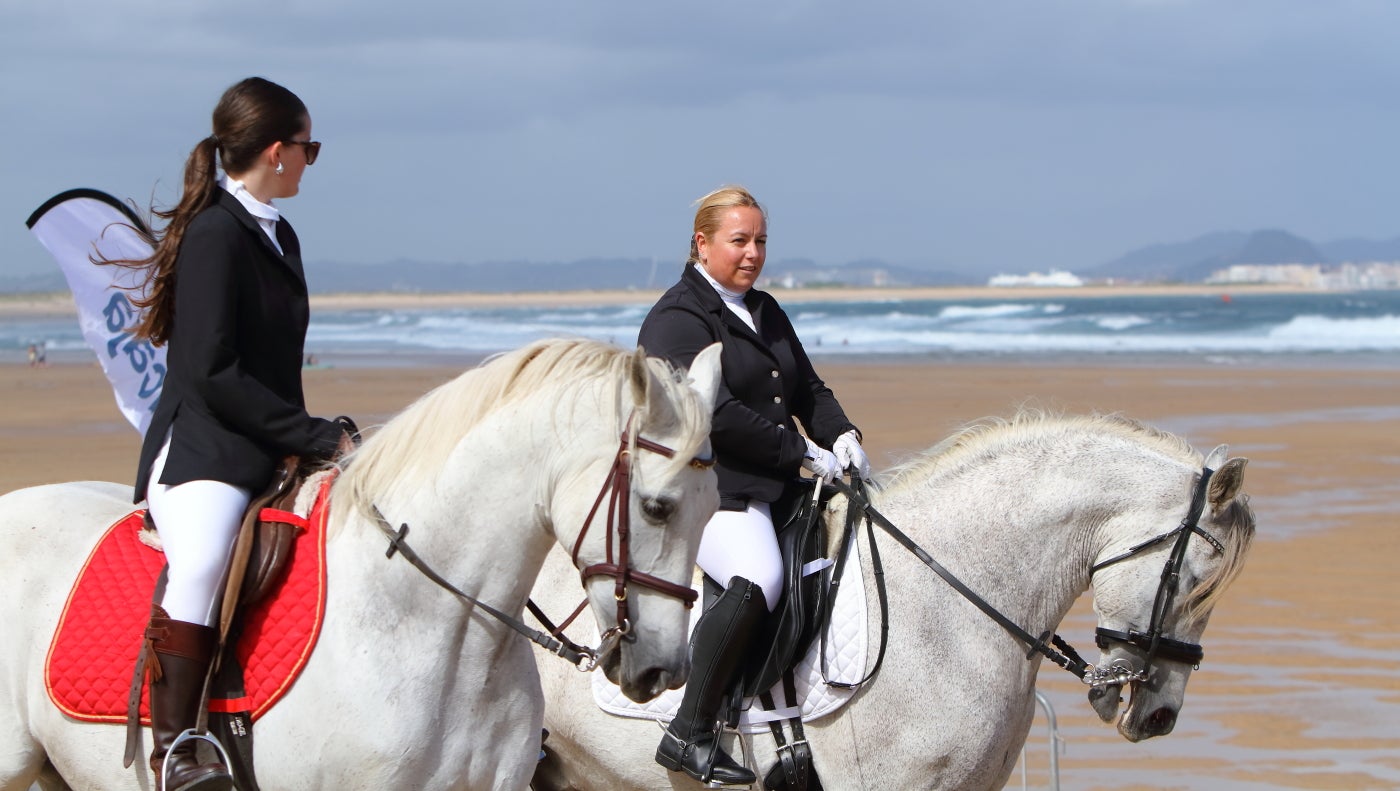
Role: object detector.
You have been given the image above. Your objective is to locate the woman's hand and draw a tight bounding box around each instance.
[833,430,871,479]
[802,438,840,485]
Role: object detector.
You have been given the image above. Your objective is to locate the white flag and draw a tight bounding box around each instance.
[26,189,166,436]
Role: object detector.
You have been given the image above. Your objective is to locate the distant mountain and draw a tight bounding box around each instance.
[303,256,975,294]
[1088,229,1328,283]
[305,257,663,294]
[1319,237,1400,263]
[759,258,974,288]
[0,271,67,293]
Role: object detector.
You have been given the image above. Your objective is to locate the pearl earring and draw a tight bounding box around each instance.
[275,162,284,176]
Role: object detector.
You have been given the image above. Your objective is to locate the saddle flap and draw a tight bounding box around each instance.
[222,457,311,637]
[741,484,833,698]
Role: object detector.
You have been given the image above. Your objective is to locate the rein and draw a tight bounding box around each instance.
[830,478,1093,682]
[369,411,711,671]
[831,463,1222,687]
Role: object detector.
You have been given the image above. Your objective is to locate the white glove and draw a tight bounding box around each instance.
[833,430,871,480]
[802,438,839,485]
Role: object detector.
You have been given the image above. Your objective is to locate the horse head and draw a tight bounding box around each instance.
[568,343,722,702]
[1087,444,1255,741]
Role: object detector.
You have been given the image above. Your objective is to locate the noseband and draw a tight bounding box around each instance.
[1088,464,1225,683]
[569,414,712,636]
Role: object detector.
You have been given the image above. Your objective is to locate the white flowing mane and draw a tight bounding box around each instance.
[329,338,707,534]
[879,411,1254,622]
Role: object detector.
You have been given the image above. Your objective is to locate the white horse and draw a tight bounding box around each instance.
[528,412,1256,790]
[0,338,724,791]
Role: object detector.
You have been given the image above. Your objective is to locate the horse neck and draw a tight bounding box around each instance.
[873,467,1099,630]
[338,390,623,619]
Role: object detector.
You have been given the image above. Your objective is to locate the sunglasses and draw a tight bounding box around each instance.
[283,139,321,166]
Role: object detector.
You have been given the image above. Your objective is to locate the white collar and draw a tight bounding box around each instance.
[694,262,749,302]
[219,174,281,224]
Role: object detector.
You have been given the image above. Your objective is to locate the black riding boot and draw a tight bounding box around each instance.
[655,576,767,786]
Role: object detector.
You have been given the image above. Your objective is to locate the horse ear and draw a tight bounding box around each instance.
[1203,444,1229,471]
[1209,457,1248,509]
[687,343,723,415]
[629,345,651,408]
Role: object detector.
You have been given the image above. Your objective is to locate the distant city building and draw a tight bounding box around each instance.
[1206,261,1400,290]
[987,269,1084,288]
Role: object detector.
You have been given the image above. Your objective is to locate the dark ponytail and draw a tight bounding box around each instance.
[101,77,309,345]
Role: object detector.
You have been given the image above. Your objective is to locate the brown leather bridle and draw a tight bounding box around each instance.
[569,414,713,637]
[372,412,716,672]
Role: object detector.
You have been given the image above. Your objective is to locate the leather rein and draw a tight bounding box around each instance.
[370,412,711,671]
[828,462,1223,688]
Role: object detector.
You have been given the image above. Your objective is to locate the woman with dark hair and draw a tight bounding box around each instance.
[107,77,348,791]
[639,185,870,786]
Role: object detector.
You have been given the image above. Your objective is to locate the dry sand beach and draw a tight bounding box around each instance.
[2,342,1397,788]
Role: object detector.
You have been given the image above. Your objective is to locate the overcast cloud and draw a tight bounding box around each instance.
[3,1,1397,279]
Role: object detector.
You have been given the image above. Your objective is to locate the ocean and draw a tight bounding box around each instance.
[6,290,1400,367]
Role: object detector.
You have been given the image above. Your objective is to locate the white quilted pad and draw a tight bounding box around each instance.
[591,542,870,733]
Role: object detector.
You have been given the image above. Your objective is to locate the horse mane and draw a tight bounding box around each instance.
[881,411,1196,491]
[329,337,705,533]
[879,410,1254,620]
[1185,492,1254,626]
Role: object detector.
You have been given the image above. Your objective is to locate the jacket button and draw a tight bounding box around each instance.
[770,370,779,378]
[773,396,782,404]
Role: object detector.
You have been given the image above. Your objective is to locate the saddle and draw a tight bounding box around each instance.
[124,453,334,791]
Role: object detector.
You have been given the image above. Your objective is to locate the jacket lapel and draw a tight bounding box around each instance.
[683,265,777,362]
[216,190,306,285]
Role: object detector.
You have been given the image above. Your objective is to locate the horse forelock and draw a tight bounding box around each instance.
[637,355,712,477]
[881,410,1199,495]
[330,339,707,533]
[1184,493,1255,625]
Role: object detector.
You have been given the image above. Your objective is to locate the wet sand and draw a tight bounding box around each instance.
[2,359,1397,789]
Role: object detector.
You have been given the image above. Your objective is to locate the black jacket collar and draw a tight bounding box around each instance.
[213,189,303,280]
[682,263,768,343]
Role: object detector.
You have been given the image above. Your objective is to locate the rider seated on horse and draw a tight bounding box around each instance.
[637,185,871,786]
[105,78,351,791]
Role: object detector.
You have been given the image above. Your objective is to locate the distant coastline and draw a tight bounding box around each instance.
[0,282,1328,318]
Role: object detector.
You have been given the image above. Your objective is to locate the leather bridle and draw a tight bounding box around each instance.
[1088,465,1225,681]
[828,462,1226,688]
[568,414,712,637]
[371,411,712,670]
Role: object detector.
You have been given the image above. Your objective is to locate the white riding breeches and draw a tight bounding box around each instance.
[145,433,251,626]
[695,501,782,613]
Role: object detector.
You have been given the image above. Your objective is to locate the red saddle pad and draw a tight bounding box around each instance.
[45,476,332,724]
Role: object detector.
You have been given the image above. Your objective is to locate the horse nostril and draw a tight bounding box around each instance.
[1146,707,1177,735]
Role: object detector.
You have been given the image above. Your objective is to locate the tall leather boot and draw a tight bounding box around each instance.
[145,606,233,791]
[656,576,767,786]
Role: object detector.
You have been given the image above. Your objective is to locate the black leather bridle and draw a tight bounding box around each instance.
[1089,464,1225,676]
[828,462,1225,687]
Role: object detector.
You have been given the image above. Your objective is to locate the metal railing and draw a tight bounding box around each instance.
[1018,690,1063,791]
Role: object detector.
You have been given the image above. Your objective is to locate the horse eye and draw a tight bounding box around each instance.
[641,497,675,523]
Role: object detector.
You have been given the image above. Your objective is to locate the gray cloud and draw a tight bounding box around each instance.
[4,0,1398,276]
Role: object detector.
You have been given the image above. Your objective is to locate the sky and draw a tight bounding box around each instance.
[3,1,1398,281]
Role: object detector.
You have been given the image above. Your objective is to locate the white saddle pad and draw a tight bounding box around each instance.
[591,542,870,733]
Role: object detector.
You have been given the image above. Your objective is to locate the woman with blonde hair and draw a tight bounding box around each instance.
[638,185,870,785]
